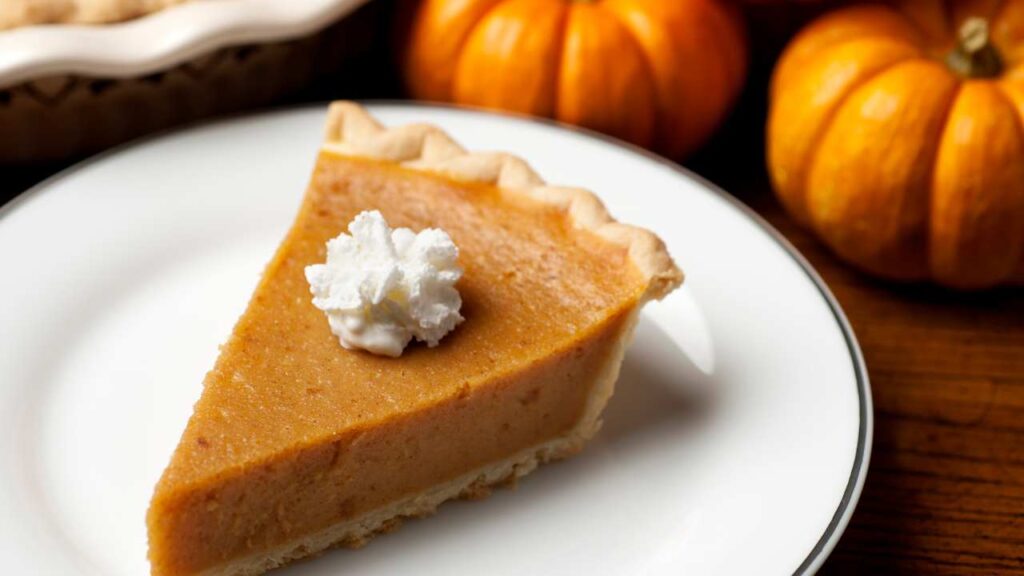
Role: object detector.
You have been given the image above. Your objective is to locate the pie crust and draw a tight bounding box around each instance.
[0,0,187,29]
[148,102,682,576]
[321,102,682,302]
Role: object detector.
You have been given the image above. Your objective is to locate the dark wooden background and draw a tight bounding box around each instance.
[2,4,1022,573]
[698,9,1024,572]
[756,200,1024,575]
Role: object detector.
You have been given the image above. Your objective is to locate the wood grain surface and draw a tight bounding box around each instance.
[756,195,1024,576]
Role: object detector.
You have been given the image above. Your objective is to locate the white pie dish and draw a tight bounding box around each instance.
[0,0,368,87]
[0,0,371,163]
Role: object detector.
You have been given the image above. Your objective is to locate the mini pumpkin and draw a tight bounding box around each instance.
[403,0,747,159]
[768,1,1024,289]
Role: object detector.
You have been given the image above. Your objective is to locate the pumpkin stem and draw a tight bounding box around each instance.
[946,17,1003,78]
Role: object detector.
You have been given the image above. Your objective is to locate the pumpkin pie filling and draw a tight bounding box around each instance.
[147,103,681,576]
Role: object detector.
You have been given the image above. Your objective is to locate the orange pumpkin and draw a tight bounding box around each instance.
[768,1,1024,289]
[402,0,747,158]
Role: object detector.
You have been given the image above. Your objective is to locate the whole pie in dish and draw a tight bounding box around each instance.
[0,0,187,29]
[146,102,683,576]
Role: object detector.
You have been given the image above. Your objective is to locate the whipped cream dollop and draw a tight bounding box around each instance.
[305,210,464,357]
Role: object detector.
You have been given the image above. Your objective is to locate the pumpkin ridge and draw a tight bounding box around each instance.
[597,3,665,150]
[798,47,918,218]
[997,78,1024,147]
[986,81,1024,279]
[456,1,507,83]
[770,32,924,105]
[682,0,747,107]
[772,35,922,102]
[929,82,1024,286]
[923,80,964,281]
[983,83,1024,280]
[556,3,657,146]
[770,5,925,101]
[453,0,570,116]
[551,2,572,126]
[802,33,923,56]
[808,60,960,278]
[404,0,506,101]
[448,0,512,99]
[405,0,745,158]
[686,0,748,136]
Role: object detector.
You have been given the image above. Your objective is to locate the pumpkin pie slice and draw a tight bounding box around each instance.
[147,102,682,576]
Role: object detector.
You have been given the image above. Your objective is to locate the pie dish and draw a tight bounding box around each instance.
[0,0,370,163]
[0,0,187,29]
[146,101,683,576]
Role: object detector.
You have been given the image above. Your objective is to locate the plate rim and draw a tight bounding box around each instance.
[0,101,873,576]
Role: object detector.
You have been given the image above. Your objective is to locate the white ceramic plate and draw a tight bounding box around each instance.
[0,104,871,575]
[0,0,368,89]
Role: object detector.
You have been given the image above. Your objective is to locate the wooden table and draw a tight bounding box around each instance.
[684,58,1024,568]
[757,195,1024,575]
[3,96,1022,576]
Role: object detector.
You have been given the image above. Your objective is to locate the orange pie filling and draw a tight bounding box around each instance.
[147,153,650,575]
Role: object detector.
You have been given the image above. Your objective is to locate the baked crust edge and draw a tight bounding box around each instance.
[321,101,684,302]
[0,0,186,29]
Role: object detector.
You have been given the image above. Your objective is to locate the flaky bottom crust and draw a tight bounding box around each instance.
[194,310,639,576]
